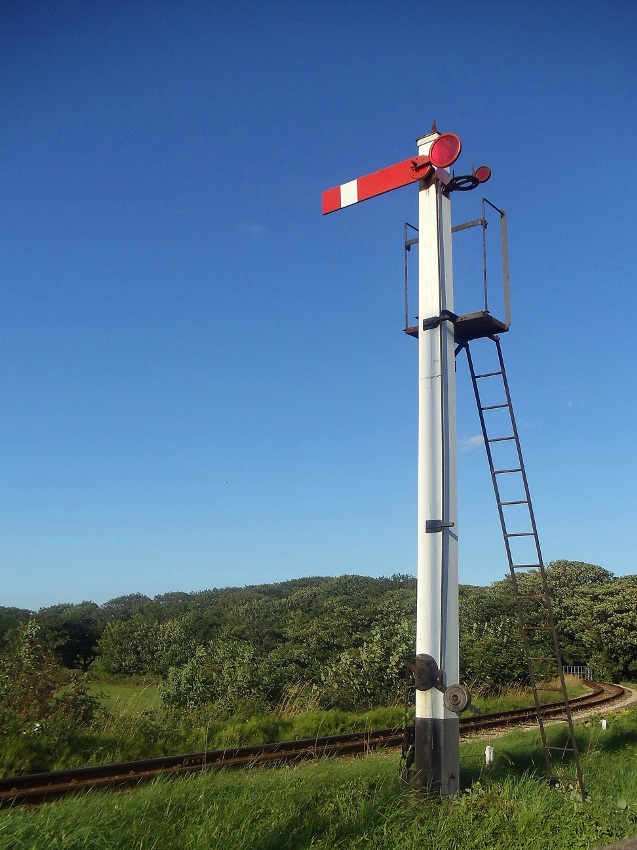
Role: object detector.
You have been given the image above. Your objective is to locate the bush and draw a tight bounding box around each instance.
[0,620,105,776]
[158,647,213,711]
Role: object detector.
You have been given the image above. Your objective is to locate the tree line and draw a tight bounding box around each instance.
[1,562,636,715]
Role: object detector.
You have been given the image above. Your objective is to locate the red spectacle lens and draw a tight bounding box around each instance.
[474,165,492,183]
[429,133,462,169]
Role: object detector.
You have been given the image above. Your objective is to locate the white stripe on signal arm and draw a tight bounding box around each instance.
[339,180,358,207]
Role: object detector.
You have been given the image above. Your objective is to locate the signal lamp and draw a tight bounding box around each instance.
[429,133,462,169]
[474,165,491,183]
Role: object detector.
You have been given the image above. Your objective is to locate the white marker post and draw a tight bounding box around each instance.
[413,130,459,793]
[322,128,464,794]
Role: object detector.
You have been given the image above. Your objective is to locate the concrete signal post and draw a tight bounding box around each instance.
[413,130,459,793]
[322,127,486,793]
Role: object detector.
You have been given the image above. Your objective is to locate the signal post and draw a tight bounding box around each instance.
[323,127,486,793]
[413,130,459,793]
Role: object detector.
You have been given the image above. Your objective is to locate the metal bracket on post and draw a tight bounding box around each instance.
[426,520,455,533]
[422,309,457,332]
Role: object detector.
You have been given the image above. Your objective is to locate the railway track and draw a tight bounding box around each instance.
[0,681,625,807]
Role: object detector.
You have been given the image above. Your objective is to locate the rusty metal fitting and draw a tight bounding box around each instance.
[443,684,472,713]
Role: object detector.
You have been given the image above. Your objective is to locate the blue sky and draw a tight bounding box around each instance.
[1,0,636,610]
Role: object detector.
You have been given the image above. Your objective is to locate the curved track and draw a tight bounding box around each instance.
[0,681,625,807]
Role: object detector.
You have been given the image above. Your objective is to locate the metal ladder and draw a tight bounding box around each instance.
[461,335,585,799]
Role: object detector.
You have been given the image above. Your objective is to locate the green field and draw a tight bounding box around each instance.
[90,681,160,715]
[2,707,637,850]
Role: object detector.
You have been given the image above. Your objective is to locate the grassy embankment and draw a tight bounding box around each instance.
[93,677,589,714]
[87,676,589,752]
[0,677,590,778]
[1,704,636,850]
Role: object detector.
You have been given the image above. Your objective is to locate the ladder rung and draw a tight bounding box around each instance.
[506,531,534,537]
[511,564,542,569]
[494,468,522,474]
[474,371,503,379]
[481,403,509,410]
[501,500,528,505]
[547,746,575,754]
[487,436,515,443]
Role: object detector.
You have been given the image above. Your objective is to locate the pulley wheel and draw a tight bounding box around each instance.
[443,684,472,713]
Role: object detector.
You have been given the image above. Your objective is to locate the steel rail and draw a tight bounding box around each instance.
[0,681,624,807]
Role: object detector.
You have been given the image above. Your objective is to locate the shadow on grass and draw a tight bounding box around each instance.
[461,737,549,788]
[460,715,637,789]
[576,721,637,755]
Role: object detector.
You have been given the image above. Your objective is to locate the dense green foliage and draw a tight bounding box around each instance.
[3,707,637,850]
[2,561,636,722]
[0,621,104,775]
[90,562,637,697]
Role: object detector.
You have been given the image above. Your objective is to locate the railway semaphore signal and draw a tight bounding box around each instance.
[323,124,481,794]
[322,123,584,798]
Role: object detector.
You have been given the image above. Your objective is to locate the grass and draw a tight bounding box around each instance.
[468,676,589,715]
[2,707,637,849]
[0,705,412,777]
[86,674,588,722]
[0,677,591,778]
[86,675,588,728]
[89,681,160,715]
